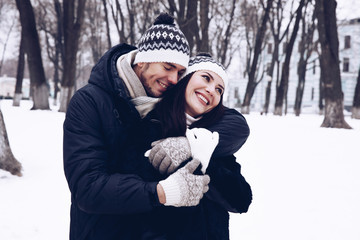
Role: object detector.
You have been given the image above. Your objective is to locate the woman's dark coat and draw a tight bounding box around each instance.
[63,43,252,240]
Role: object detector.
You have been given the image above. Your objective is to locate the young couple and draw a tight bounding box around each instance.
[63,12,252,240]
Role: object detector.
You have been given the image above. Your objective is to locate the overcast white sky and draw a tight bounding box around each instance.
[336,0,360,20]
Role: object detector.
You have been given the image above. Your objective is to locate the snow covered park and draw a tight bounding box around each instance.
[1,99,360,240]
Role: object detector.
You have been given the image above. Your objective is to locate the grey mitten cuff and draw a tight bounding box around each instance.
[148,136,191,174]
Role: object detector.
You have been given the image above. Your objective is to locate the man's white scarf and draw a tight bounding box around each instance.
[116,50,159,118]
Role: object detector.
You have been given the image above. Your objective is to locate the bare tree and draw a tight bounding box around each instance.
[315,0,351,128]
[109,0,160,46]
[13,30,25,107]
[352,66,360,119]
[59,0,87,113]
[165,0,199,53]
[0,19,15,76]
[274,0,305,116]
[241,0,274,114]
[0,2,16,76]
[197,0,210,53]
[0,109,22,176]
[84,0,107,64]
[15,0,50,110]
[262,0,294,114]
[36,0,64,106]
[166,0,240,67]
[102,0,112,48]
[294,2,316,116]
[211,0,240,67]
[315,46,325,114]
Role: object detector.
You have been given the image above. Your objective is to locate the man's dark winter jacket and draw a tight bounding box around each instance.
[63,43,251,240]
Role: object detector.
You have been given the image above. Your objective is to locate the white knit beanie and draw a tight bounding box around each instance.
[133,13,190,69]
[181,53,228,90]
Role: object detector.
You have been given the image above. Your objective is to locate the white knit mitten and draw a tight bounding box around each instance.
[159,159,210,207]
[186,128,219,174]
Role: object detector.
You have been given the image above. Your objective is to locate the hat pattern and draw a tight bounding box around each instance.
[133,16,190,68]
[138,25,189,54]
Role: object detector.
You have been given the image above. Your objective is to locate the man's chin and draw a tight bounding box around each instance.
[148,90,163,98]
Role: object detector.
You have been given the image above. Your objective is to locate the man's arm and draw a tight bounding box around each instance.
[206,107,250,157]
[63,91,161,215]
[205,155,252,213]
[146,108,249,175]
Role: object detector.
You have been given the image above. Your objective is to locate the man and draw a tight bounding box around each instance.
[63,13,249,239]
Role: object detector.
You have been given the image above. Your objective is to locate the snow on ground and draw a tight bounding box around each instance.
[0,99,360,240]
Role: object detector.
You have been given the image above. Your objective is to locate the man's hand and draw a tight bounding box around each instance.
[146,136,191,175]
[159,159,210,207]
[186,128,219,174]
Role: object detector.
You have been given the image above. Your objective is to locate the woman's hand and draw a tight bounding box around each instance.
[145,136,191,175]
[186,128,219,174]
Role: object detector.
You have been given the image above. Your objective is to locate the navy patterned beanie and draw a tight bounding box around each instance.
[133,12,190,68]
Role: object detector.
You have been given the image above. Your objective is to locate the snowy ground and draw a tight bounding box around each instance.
[1,99,360,240]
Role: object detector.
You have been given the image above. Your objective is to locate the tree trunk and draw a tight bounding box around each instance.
[59,0,87,113]
[315,0,351,128]
[263,41,279,114]
[352,67,360,119]
[318,54,324,115]
[294,6,315,116]
[294,11,307,116]
[0,109,22,176]
[198,0,210,53]
[53,0,63,106]
[102,0,112,49]
[0,18,15,76]
[13,30,25,107]
[176,0,198,53]
[241,0,274,114]
[218,0,236,66]
[15,0,50,110]
[274,0,305,116]
[294,64,306,116]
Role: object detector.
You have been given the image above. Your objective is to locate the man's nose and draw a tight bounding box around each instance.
[167,71,178,85]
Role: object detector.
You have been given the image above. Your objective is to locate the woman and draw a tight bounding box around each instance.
[139,53,252,239]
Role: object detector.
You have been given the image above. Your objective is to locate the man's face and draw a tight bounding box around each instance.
[136,62,186,97]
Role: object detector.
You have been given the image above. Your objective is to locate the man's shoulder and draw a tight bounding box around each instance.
[107,43,137,59]
[69,84,111,109]
[223,107,247,122]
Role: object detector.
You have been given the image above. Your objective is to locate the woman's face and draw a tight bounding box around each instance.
[184,70,225,118]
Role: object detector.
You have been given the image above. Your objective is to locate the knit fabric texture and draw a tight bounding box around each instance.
[160,160,210,207]
[182,54,228,90]
[148,136,191,174]
[156,136,191,166]
[133,13,190,68]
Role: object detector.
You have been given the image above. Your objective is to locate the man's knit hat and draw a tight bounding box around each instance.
[133,12,190,68]
[182,53,228,90]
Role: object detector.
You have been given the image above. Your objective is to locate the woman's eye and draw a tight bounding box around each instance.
[202,75,210,81]
[216,88,223,95]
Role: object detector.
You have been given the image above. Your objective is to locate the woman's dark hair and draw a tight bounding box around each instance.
[154,72,225,138]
